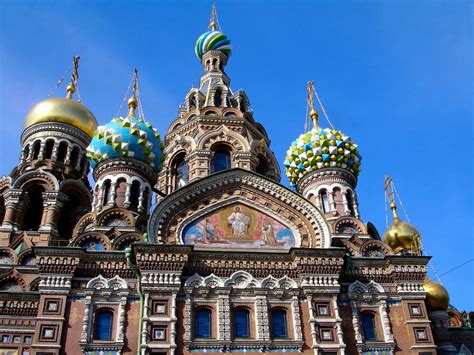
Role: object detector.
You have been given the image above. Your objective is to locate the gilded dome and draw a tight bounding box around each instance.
[24,97,98,138]
[195,30,232,60]
[383,217,421,254]
[86,101,163,171]
[283,127,362,186]
[424,279,450,312]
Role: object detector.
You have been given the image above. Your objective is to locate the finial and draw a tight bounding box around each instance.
[209,3,217,31]
[66,55,80,99]
[384,176,400,220]
[307,81,319,129]
[128,68,139,117]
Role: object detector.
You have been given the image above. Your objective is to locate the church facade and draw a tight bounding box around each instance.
[0,9,472,355]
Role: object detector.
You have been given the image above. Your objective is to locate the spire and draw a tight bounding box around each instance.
[127,68,139,117]
[384,176,400,220]
[307,81,319,129]
[209,2,217,31]
[66,55,80,99]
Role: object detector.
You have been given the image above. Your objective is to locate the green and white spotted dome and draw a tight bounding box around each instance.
[284,127,362,186]
[86,110,164,171]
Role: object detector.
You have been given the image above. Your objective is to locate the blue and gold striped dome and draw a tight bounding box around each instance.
[284,127,362,186]
[86,101,163,171]
[195,30,232,60]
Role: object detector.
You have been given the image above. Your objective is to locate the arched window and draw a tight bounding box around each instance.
[23,144,30,162]
[320,190,330,213]
[44,140,54,159]
[233,308,250,338]
[173,154,189,189]
[361,313,377,341]
[56,142,68,163]
[211,149,231,173]
[346,190,355,215]
[69,146,80,168]
[271,309,288,339]
[214,89,222,107]
[129,181,141,210]
[23,184,45,231]
[94,310,113,340]
[102,180,111,206]
[189,95,197,110]
[195,308,212,338]
[32,141,41,160]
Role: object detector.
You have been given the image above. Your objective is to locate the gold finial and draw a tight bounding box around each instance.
[209,3,217,31]
[66,55,80,99]
[384,176,400,220]
[128,68,139,117]
[307,81,319,129]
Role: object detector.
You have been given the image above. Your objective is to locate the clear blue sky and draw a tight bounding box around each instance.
[0,1,472,310]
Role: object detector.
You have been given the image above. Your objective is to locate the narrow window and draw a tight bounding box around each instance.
[57,142,68,162]
[234,309,250,338]
[69,146,80,167]
[271,309,288,339]
[195,308,211,338]
[320,190,330,213]
[214,89,222,107]
[346,190,355,214]
[129,181,141,210]
[211,149,230,173]
[175,157,189,188]
[189,95,197,110]
[102,180,111,206]
[44,140,54,159]
[23,144,30,161]
[94,310,113,340]
[32,141,41,160]
[256,156,269,176]
[361,313,377,341]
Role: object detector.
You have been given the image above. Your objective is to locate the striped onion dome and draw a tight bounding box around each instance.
[195,30,232,59]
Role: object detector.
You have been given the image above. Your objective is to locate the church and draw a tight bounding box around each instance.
[0,6,472,355]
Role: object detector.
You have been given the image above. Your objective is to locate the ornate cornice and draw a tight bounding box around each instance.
[93,157,157,183]
[21,122,91,147]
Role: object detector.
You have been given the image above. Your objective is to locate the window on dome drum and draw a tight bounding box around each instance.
[23,144,30,161]
[23,184,45,231]
[346,190,355,214]
[195,308,212,338]
[32,141,41,160]
[102,180,111,206]
[94,310,113,341]
[129,180,141,210]
[320,190,330,213]
[44,140,54,159]
[256,156,269,176]
[189,95,197,110]
[56,142,68,162]
[211,149,231,173]
[271,309,288,339]
[361,313,377,341]
[175,158,189,188]
[214,89,223,107]
[233,308,250,338]
[70,146,80,167]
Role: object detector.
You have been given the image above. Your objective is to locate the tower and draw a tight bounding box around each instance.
[157,7,280,195]
[0,56,97,245]
[284,82,364,235]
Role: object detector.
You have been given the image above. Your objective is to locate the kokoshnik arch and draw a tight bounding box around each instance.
[0,5,472,355]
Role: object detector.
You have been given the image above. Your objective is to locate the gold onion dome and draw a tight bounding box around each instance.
[382,203,422,254]
[424,278,450,312]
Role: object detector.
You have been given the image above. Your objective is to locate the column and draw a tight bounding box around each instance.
[341,191,350,215]
[142,293,149,347]
[170,292,177,355]
[379,299,394,343]
[117,296,127,342]
[0,189,24,229]
[96,186,104,211]
[255,293,270,341]
[75,152,83,170]
[107,181,117,205]
[38,141,46,160]
[64,145,73,165]
[332,298,346,349]
[350,300,363,345]
[217,293,231,341]
[138,186,146,212]
[124,183,132,208]
[51,142,58,161]
[80,296,93,343]
[353,194,360,218]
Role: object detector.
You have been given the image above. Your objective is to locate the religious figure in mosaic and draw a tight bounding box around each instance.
[261,221,278,246]
[227,206,250,237]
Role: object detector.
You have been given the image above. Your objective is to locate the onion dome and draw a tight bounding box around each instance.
[24,57,97,138]
[424,278,450,312]
[284,127,362,186]
[86,96,163,171]
[383,202,421,254]
[195,30,232,60]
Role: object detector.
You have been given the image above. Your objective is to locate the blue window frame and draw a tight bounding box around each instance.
[212,149,231,173]
[361,313,377,341]
[95,310,113,340]
[195,308,212,338]
[234,309,250,338]
[271,309,288,339]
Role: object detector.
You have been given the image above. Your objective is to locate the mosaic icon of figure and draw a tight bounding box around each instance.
[261,221,278,246]
[227,206,250,237]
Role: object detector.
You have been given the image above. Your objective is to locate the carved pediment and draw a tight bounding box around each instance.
[148,169,331,248]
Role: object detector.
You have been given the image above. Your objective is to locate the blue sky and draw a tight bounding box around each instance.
[0,0,472,309]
